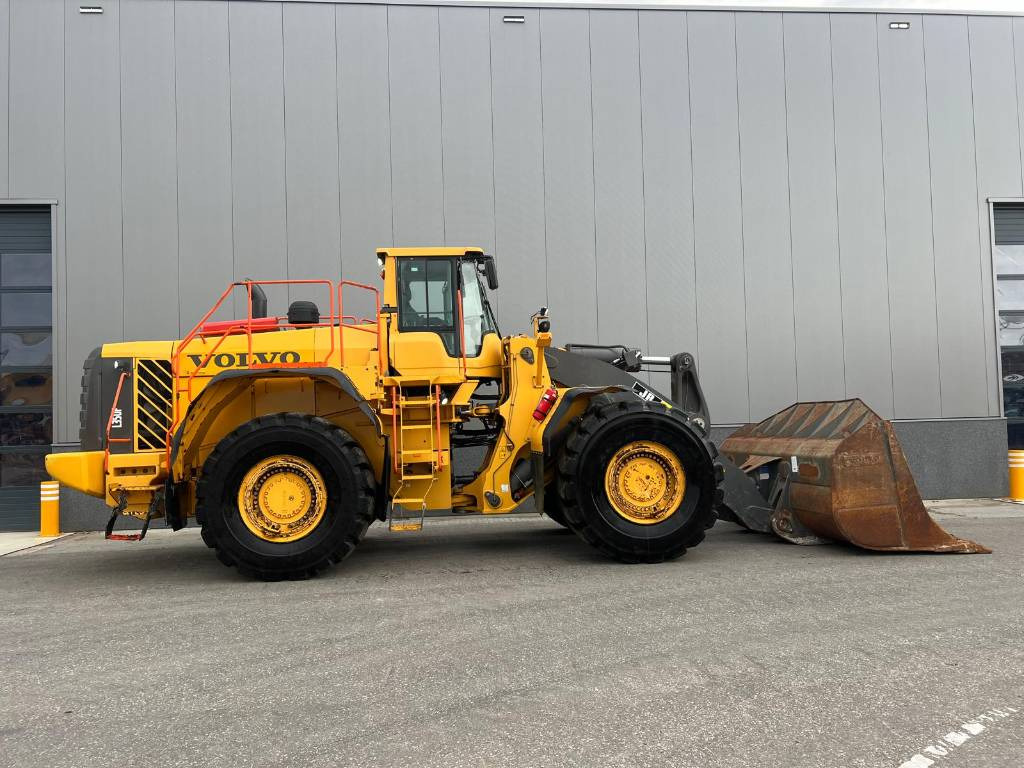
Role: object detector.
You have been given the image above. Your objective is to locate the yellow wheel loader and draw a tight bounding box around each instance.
[45,247,987,579]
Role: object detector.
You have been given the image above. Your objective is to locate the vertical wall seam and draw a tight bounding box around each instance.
[436,8,446,244]
[117,0,125,340]
[636,10,651,367]
[1012,19,1024,195]
[226,2,236,288]
[63,0,71,439]
[172,0,181,335]
[280,3,289,282]
[538,10,550,297]
[826,15,848,400]
[588,10,599,337]
[487,9,498,296]
[919,15,945,416]
[6,0,10,194]
[971,17,997,417]
[385,7,395,246]
[732,12,751,422]
[333,5,344,276]
[536,9,549,307]
[781,14,800,405]
[876,15,898,419]
[685,12,699,371]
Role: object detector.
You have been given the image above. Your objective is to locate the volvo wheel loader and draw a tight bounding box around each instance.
[45,247,987,579]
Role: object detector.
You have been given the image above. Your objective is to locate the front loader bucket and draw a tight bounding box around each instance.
[720,399,989,553]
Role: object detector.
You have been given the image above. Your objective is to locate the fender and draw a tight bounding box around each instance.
[170,367,383,469]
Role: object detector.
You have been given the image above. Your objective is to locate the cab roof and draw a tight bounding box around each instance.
[377,247,484,258]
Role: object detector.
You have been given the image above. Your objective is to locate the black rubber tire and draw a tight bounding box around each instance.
[556,393,721,563]
[195,413,376,580]
[543,492,570,528]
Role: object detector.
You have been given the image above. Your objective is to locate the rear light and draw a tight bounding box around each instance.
[532,388,558,421]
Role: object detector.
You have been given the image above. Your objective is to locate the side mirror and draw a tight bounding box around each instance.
[483,257,499,291]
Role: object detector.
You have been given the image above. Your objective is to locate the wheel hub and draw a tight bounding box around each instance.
[604,441,685,524]
[237,455,327,542]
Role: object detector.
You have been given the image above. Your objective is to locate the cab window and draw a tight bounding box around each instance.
[398,258,457,355]
[460,260,497,356]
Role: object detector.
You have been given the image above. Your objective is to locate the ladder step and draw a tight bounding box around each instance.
[400,423,434,431]
[399,450,437,463]
[390,521,423,532]
[398,473,434,481]
[400,398,437,406]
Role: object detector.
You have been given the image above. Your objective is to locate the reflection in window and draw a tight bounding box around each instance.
[0,331,51,366]
[460,261,496,357]
[398,258,457,355]
[0,413,52,446]
[1,292,51,326]
[0,372,52,407]
[0,451,49,487]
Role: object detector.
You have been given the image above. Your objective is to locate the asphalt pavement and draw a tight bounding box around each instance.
[1,506,1022,768]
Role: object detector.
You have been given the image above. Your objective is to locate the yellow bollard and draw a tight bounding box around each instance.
[40,480,60,537]
[1009,451,1024,502]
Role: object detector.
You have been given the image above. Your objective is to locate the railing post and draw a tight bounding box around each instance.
[40,481,60,537]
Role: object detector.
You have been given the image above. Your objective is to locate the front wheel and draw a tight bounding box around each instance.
[557,395,721,563]
[195,413,376,580]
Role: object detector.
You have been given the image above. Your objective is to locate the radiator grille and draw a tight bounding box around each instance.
[135,359,173,451]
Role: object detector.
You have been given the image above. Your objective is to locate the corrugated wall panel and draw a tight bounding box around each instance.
[490,8,546,335]
[540,8,597,345]
[830,13,894,419]
[923,15,989,418]
[971,15,1023,418]
[64,0,123,447]
[282,1,341,304]
[9,0,63,201]
[878,14,941,419]
[228,2,288,314]
[9,0,66,438]
[1018,19,1024,198]
[590,11,648,353]
[0,0,9,197]
[388,6,445,247]
[736,12,797,419]
[439,8,496,255]
[639,10,695,396]
[174,0,234,332]
[783,13,845,403]
[688,11,749,424]
[3,2,1018,439]
[120,0,178,341]
[336,4,393,295]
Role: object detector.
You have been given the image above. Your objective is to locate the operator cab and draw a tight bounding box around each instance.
[380,247,502,378]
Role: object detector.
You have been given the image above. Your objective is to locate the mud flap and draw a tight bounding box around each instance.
[719,399,990,553]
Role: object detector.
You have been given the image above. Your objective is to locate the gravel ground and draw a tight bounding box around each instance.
[1,508,1022,768]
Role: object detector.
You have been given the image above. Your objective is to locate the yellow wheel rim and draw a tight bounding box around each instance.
[237,455,327,542]
[604,441,686,525]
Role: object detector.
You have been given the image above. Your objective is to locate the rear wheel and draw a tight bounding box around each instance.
[557,394,720,563]
[196,413,376,580]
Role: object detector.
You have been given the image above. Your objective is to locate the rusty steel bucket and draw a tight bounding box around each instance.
[719,399,990,553]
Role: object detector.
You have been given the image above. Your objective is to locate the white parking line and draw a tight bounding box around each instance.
[897,706,1018,767]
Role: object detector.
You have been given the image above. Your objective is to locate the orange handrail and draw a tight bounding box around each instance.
[337,280,383,374]
[104,370,132,473]
[166,278,342,471]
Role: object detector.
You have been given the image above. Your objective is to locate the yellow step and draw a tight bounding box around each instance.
[390,521,423,532]
[399,450,437,463]
[398,473,434,481]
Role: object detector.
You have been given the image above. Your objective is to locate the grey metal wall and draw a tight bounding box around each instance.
[1,0,1020,444]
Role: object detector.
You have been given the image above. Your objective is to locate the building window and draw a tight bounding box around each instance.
[0,207,52,530]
